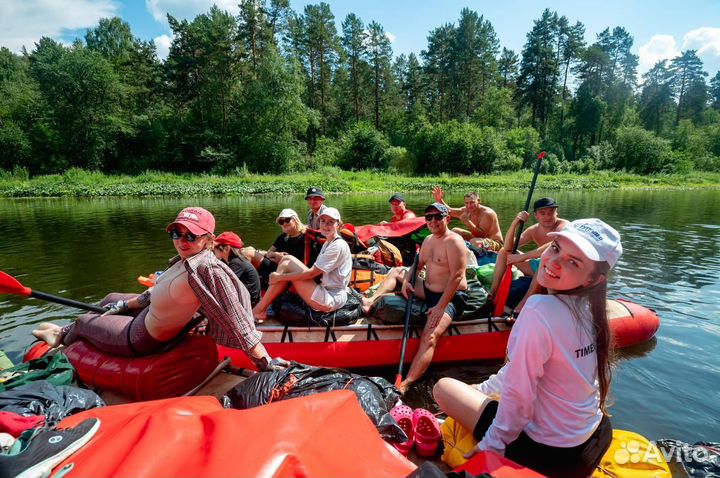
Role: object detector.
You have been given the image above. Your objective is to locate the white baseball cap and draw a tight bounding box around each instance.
[320,207,342,223]
[277,208,299,220]
[547,218,623,268]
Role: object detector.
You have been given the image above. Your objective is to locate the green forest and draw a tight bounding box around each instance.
[1,2,720,179]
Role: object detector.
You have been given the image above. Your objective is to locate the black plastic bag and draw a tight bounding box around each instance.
[656,439,720,478]
[272,289,362,327]
[224,363,405,442]
[0,380,105,427]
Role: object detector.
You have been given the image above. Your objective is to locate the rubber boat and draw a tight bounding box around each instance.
[220,298,660,370]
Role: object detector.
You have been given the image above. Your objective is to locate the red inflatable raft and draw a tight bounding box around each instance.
[220,298,660,370]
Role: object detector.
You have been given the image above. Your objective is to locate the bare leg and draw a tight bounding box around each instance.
[252,255,308,320]
[31,323,63,347]
[398,310,452,394]
[488,249,510,298]
[433,377,493,433]
[451,228,473,240]
[361,267,406,315]
[514,272,542,313]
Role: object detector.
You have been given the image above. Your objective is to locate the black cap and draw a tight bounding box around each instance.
[533,197,558,211]
[305,187,325,199]
[424,202,449,215]
[388,193,405,203]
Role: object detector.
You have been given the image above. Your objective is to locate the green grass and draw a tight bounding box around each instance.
[1,167,719,197]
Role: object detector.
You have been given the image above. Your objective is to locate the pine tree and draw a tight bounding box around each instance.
[365,21,392,130]
[669,50,708,124]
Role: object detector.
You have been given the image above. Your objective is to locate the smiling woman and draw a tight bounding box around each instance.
[31,207,279,371]
[433,218,623,478]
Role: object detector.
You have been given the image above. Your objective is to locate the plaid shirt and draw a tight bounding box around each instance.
[138,250,261,352]
[308,204,327,230]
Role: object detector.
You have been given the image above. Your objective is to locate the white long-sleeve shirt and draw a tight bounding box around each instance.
[477,294,603,455]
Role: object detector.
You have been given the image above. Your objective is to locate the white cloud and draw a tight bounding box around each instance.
[386,32,397,43]
[0,0,118,53]
[639,28,720,78]
[153,34,173,60]
[638,34,680,75]
[145,0,239,26]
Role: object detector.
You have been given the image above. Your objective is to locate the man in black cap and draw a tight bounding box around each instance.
[489,197,569,312]
[396,202,468,394]
[380,193,416,224]
[305,187,327,230]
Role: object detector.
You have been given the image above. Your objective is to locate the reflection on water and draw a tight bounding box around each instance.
[1,189,719,442]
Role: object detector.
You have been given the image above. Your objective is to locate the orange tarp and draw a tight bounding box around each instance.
[56,390,416,477]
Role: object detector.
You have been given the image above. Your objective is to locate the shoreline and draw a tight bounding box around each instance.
[1,169,719,198]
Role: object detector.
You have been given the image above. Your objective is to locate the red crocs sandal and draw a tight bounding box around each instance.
[413,408,441,457]
[389,405,414,456]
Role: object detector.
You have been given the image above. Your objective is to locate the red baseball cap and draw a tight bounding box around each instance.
[166,207,215,236]
[214,231,243,248]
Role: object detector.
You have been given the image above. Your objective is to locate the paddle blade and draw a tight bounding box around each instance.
[493,269,513,317]
[0,271,32,297]
[537,151,546,160]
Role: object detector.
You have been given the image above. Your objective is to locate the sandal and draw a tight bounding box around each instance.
[413,408,441,457]
[389,405,414,456]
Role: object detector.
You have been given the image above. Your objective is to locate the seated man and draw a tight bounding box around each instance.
[397,203,468,394]
[489,197,569,313]
[380,193,416,224]
[431,186,503,252]
[305,187,327,230]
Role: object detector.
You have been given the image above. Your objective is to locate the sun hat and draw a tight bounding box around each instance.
[277,208,299,220]
[214,232,243,248]
[320,207,341,222]
[547,218,622,268]
[305,187,325,199]
[166,207,215,236]
[533,197,559,211]
[424,202,449,215]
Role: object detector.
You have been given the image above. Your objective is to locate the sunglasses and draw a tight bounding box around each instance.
[425,213,446,222]
[169,229,205,242]
[277,218,293,225]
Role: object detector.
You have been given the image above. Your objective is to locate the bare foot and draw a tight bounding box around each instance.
[31,323,63,347]
[361,297,374,316]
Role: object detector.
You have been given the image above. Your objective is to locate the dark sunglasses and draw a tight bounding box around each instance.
[169,229,204,242]
[425,213,446,222]
[277,218,292,225]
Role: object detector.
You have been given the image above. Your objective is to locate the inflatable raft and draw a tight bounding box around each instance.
[221,298,660,369]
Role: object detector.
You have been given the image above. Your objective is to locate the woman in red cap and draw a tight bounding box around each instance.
[32,207,281,371]
[213,231,261,306]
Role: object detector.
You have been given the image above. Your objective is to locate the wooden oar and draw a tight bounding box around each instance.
[395,253,420,389]
[0,270,106,313]
[493,152,545,317]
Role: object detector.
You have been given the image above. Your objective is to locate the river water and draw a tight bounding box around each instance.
[1,189,718,443]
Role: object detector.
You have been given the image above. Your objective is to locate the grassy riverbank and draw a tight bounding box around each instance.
[1,168,719,198]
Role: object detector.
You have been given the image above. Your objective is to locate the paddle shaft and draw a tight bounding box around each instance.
[493,153,544,316]
[30,290,107,313]
[395,253,420,388]
[511,155,544,255]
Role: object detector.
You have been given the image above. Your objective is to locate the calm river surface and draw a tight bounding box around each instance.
[1,189,719,443]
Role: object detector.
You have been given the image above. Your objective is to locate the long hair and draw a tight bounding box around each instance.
[227,245,250,263]
[556,261,614,415]
[287,216,307,236]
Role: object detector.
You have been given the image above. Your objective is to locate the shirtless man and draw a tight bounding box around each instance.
[397,202,468,394]
[380,193,416,224]
[489,197,569,313]
[432,186,503,252]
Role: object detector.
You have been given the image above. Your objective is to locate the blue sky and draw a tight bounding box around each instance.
[1,0,719,78]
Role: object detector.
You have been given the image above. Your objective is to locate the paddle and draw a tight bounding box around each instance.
[493,151,545,317]
[395,252,420,389]
[0,271,106,313]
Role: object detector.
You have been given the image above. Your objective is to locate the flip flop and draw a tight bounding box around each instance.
[413,408,441,457]
[389,405,414,456]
